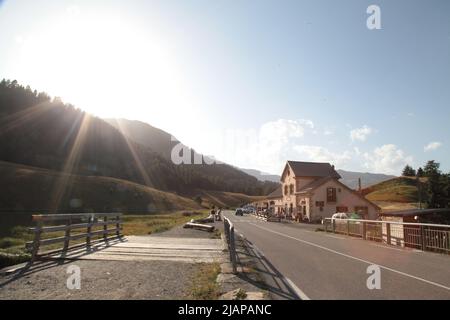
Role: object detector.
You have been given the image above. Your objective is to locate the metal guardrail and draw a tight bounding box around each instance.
[323,218,450,254]
[26,213,123,264]
[223,217,237,273]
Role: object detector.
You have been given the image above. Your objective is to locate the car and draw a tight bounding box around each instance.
[235,208,244,216]
[331,212,350,220]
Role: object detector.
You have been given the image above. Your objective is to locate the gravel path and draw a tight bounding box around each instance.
[0,259,200,300]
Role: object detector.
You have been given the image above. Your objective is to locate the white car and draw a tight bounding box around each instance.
[331,212,350,220]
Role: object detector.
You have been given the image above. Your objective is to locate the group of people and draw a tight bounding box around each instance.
[210,206,222,221]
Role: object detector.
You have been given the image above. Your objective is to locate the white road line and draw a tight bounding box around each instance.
[285,277,311,301]
[249,222,450,292]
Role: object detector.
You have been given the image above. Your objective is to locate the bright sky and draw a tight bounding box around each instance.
[0,0,449,175]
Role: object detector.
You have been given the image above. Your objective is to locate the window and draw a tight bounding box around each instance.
[315,201,324,207]
[289,184,294,194]
[327,187,337,202]
[284,185,288,195]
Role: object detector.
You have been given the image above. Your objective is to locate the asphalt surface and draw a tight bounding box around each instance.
[224,211,450,300]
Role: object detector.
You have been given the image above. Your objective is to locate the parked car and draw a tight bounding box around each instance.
[331,212,350,220]
[235,208,244,216]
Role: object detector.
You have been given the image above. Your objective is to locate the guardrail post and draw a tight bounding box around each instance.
[386,223,391,245]
[347,220,350,236]
[420,225,426,251]
[362,222,367,240]
[230,224,237,274]
[332,219,336,233]
[324,220,328,233]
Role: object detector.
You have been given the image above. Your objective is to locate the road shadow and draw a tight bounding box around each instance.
[233,235,300,300]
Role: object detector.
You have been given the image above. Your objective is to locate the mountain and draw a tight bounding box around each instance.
[337,169,396,190]
[104,118,278,194]
[239,168,281,183]
[0,80,277,212]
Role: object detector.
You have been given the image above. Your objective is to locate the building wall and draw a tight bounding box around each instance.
[309,179,378,221]
[281,165,298,216]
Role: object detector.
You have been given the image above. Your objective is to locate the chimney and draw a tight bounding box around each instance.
[358,178,362,193]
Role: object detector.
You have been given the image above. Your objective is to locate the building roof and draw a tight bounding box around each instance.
[267,185,282,199]
[380,208,450,217]
[286,161,341,179]
[296,176,334,194]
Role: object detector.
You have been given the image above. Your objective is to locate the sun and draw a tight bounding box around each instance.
[12,7,187,121]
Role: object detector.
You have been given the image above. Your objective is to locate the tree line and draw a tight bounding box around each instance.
[402,161,450,209]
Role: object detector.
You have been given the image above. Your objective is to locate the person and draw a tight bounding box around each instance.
[210,206,216,220]
[216,207,222,221]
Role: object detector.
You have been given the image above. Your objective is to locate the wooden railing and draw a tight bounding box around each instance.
[26,213,123,264]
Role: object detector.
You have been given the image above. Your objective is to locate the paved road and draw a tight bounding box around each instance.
[224,211,450,300]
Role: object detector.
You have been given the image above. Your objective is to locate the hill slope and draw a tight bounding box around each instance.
[0,161,201,213]
[104,118,278,195]
[362,176,428,203]
[0,81,277,203]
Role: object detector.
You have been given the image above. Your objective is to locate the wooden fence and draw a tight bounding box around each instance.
[26,213,123,264]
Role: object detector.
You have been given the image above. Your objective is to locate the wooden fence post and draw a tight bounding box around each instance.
[86,215,92,249]
[62,217,72,254]
[29,221,42,264]
[116,215,121,238]
[103,215,108,242]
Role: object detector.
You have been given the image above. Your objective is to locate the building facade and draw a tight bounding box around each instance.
[280,161,380,221]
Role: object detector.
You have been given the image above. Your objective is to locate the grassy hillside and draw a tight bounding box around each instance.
[362,176,428,203]
[189,189,266,209]
[0,161,201,213]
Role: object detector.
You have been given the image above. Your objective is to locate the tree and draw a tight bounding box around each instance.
[423,160,440,177]
[402,165,416,177]
[416,167,424,177]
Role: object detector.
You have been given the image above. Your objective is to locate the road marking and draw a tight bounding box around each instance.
[248,238,312,300]
[285,277,311,301]
[249,223,450,292]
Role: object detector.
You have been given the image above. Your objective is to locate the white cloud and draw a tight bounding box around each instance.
[363,144,413,175]
[424,141,442,152]
[294,145,352,168]
[350,125,372,142]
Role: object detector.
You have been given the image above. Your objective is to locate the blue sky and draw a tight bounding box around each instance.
[0,0,449,175]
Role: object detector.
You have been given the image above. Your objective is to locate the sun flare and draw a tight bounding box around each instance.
[13,8,187,122]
